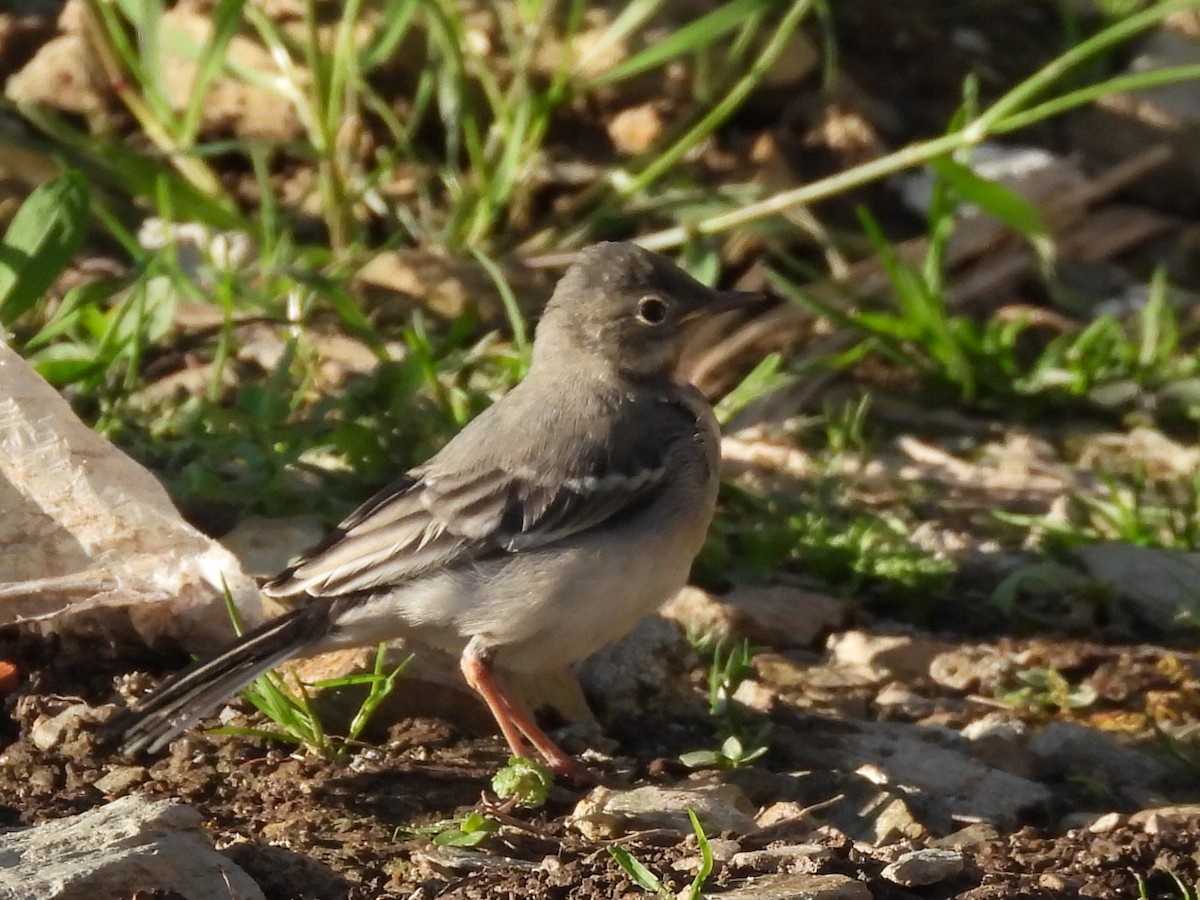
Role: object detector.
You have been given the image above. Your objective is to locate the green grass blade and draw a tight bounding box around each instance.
[928,156,1054,264]
[0,170,90,325]
[590,0,780,87]
[179,0,244,145]
[606,846,672,897]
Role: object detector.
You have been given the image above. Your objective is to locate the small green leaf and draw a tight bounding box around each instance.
[679,749,722,769]
[0,170,90,325]
[433,812,499,847]
[492,756,553,808]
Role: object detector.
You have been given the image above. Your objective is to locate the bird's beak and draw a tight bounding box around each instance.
[706,288,767,315]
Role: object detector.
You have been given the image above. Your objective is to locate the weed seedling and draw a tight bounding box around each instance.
[680,638,771,770]
[608,808,714,900]
[394,756,552,849]
[995,666,1098,715]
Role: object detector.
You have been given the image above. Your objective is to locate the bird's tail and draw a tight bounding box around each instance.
[109,600,336,755]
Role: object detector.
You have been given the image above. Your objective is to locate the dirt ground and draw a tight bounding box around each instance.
[3,618,1200,899]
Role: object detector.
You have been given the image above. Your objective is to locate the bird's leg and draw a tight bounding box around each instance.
[460,638,587,780]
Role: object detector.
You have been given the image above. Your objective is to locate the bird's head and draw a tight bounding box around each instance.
[533,242,762,381]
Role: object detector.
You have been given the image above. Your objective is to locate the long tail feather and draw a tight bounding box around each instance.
[108,601,335,754]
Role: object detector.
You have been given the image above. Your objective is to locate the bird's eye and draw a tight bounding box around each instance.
[636,295,668,326]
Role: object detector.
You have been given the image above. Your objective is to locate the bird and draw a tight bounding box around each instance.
[110,241,762,778]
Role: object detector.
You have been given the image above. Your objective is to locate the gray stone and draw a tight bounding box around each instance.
[707,872,872,900]
[1029,721,1174,802]
[575,614,691,714]
[881,848,964,887]
[729,843,832,874]
[91,765,147,798]
[0,795,264,900]
[568,782,757,840]
[1073,543,1200,631]
[783,720,1052,829]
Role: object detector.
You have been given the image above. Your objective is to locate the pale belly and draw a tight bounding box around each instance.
[327,470,717,673]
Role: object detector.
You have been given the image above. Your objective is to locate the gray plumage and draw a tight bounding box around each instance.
[109,241,760,775]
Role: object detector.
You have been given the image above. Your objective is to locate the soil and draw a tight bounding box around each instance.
[2,624,1199,899]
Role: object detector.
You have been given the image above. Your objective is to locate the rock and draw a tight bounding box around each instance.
[1087,811,1127,833]
[928,646,1014,692]
[568,782,757,840]
[780,719,1053,830]
[854,783,927,845]
[29,702,92,751]
[729,843,833,875]
[660,586,847,650]
[5,9,102,117]
[0,795,264,900]
[607,103,664,154]
[754,800,817,836]
[732,676,777,713]
[673,837,742,874]
[880,848,964,887]
[0,341,261,652]
[91,765,147,798]
[874,682,935,720]
[928,823,999,850]
[960,713,1038,778]
[0,3,57,83]
[827,632,946,683]
[1130,804,1200,826]
[575,614,691,714]
[1028,721,1174,803]
[659,585,735,643]
[725,586,848,649]
[1069,23,1200,211]
[220,515,326,579]
[1073,543,1200,631]
[158,6,302,142]
[896,144,1085,219]
[706,872,871,900]
[353,248,548,324]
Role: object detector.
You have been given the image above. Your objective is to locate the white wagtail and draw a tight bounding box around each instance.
[112,241,762,778]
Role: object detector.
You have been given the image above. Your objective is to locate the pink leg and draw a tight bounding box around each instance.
[460,639,588,780]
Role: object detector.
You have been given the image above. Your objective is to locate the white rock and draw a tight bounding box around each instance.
[0,795,263,900]
[1087,811,1127,833]
[30,703,92,751]
[827,632,945,683]
[0,341,260,651]
[568,782,757,840]
[881,848,964,886]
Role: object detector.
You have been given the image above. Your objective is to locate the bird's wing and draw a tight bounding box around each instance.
[263,406,686,598]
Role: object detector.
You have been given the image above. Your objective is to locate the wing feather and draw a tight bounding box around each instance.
[264,393,700,599]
